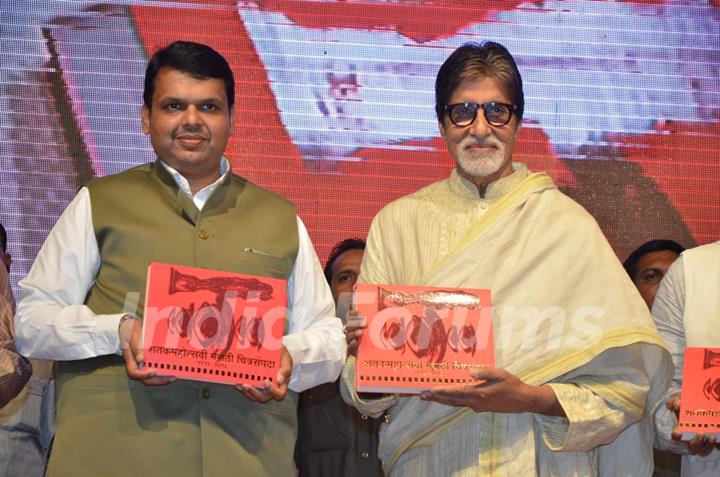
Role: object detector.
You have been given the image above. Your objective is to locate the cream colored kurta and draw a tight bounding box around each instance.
[342,165,673,476]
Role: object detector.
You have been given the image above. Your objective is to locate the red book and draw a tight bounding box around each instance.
[677,347,720,439]
[142,262,287,387]
[354,283,494,394]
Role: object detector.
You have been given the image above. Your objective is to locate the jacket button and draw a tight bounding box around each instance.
[198,230,209,240]
[360,414,369,420]
[361,452,369,459]
[201,388,210,399]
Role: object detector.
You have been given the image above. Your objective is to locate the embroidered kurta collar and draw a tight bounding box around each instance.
[448,163,531,202]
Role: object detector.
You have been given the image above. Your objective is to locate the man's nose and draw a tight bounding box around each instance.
[467,110,492,138]
[181,106,202,129]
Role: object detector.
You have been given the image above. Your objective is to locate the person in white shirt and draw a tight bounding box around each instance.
[652,241,720,477]
[15,41,345,477]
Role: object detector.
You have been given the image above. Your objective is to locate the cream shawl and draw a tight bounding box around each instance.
[343,169,672,476]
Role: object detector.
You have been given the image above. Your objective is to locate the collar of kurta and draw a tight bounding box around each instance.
[448,162,531,202]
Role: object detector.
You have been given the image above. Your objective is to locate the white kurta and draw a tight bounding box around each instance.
[652,242,720,477]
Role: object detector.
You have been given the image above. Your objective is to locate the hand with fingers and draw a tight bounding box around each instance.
[419,367,564,416]
[236,346,293,403]
[120,315,176,386]
[668,396,720,456]
[344,308,366,357]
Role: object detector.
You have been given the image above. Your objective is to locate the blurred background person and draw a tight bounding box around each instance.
[624,239,685,309]
[1,223,12,272]
[295,238,385,477]
[0,222,55,477]
[1,222,31,408]
[623,239,686,477]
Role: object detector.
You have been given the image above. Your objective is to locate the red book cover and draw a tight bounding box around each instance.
[142,262,287,387]
[677,347,720,439]
[354,283,494,394]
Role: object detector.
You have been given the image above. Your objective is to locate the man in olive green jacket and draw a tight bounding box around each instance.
[15,41,345,477]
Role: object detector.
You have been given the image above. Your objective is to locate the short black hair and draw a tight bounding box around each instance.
[435,41,524,125]
[324,238,366,285]
[143,41,235,110]
[623,239,685,280]
[0,223,6,253]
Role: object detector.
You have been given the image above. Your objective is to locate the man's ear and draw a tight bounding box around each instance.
[140,105,151,135]
[229,106,235,130]
[438,120,447,141]
[513,121,522,140]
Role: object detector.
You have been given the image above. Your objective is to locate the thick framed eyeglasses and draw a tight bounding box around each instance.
[444,102,518,127]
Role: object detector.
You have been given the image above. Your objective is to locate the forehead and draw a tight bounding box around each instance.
[151,67,227,103]
[449,76,511,104]
[637,250,679,271]
[331,248,364,278]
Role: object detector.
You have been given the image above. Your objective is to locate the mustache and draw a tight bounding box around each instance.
[459,136,501,149]
[173,130,209,140]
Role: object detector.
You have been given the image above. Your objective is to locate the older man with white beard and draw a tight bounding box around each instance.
[341,41,673,476]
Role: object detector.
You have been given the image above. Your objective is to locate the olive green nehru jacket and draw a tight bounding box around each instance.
[49,161,300,477]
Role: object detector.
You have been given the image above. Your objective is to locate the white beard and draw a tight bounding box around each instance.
[455,135,508,179]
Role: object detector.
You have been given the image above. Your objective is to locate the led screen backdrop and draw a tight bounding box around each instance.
[1,0,719,293]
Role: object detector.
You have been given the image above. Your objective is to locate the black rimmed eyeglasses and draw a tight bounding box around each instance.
[444,102,518,127]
